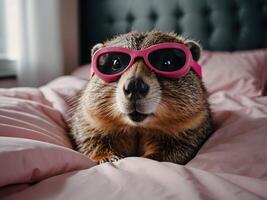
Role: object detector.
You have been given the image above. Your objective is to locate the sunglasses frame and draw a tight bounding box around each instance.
[91,42,202,82]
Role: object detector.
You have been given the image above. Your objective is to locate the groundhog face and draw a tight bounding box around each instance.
[82,31,207,134]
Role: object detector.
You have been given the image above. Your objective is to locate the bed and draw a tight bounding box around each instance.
[1,0,267,199]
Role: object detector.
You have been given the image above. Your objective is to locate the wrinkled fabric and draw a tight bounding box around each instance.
[0,67,267,199]
[200,50,267,97]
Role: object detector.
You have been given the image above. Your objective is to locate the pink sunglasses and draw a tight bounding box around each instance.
[90,42,202,82]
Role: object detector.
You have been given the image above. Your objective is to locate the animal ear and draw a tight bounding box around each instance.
[91,43,104,57]
[184,40,202,61]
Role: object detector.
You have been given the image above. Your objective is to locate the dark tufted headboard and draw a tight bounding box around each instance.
[79,0,267,64]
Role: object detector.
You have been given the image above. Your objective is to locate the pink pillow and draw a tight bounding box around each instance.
[0,87,72,148]
[0,76,87,148]
[0,137,95,187]
[0,77,95,189]
[200,50,267,97]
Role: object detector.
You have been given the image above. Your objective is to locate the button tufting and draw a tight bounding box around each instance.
[174,8,183,19]
[107,15,114,24]
[231,2,238,13]
[202,6,211,16]
[149,9,158,22]
[175,24,181,34]
[80,0,267,64]
[204,5,213,33]
[126,12,135,23]
[206,23,213,36]
[259,0,265,7]
[232,19,241,32]
[264,18,267,29]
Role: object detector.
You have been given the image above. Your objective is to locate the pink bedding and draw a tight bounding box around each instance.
[1,50,267,199]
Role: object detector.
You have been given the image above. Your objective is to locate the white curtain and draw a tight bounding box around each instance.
[18,0,79,87]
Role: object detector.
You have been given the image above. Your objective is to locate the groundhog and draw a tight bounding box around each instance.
[70,31,213,165]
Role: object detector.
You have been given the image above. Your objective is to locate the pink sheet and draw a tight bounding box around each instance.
[1,71,267,199]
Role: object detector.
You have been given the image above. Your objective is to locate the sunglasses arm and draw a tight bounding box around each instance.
[89,66,95,80]
[191,60,202,77]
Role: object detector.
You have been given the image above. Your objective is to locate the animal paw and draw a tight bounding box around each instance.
[98,155,123,164]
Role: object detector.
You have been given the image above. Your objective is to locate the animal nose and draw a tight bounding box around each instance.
[123,78,149,99]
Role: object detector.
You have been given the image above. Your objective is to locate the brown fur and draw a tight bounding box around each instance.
[70,31,213,165]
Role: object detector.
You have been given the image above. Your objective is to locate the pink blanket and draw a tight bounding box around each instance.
[1,53,267,199]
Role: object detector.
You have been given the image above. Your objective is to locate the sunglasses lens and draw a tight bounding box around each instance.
[97,52,131,75]
[148,48,186,72]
